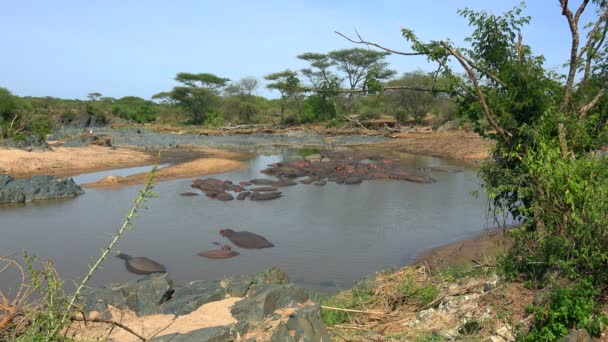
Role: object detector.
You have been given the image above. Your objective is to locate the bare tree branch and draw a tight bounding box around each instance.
[440,42,510,140]
[335,31,424,56]
[559,0,590,113]
[579,88,606,119]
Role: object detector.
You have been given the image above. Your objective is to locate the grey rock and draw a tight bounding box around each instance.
[270,322,296,342]
[0,174,84,204]
[285,304,330,342]
[231,284,309,322]
[562,329,592,342]
[0,134,50,151]
[151,325,235,342]
[81,273,173,318]
[223,268,290,298]
[162,280,225,315]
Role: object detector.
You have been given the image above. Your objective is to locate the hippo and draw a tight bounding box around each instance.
[116,253,166,275]
[215,192,234,201]
[180,192,200,196]
[197,245,239,259]
[250,186,278,192]
[250,191,282,201]
[236,191,251,200]
[219,228,274,249]
[249,179,277,185]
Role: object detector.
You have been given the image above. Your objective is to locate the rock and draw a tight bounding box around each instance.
[441,327,460,340]
[484,274,500,292]
[0,134,50,151]
[0,174,84,204]
[161,280,225,315]
[495,326,514,341]
[222,268,289,298]
[231,284,309,322]
[285,304,330,342]
[152,325,235,342]
[81,273,173,318]
[562,329,592,342]
[485,336,506,342]
[417,308,435,321]
[270,322,295,342]
[250,191,282,201]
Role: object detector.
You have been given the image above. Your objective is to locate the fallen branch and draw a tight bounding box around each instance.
[70,315,147,341]
[321,305,386,315]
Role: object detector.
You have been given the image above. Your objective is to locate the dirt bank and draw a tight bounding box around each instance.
[384,131,494,162]
[414,228,511,270]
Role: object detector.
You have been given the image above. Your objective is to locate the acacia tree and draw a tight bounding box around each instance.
[340,1,608,338]
[385,71,436,123]
[265,70,302,120]
[154,73,229,124]
[328,48,396,112]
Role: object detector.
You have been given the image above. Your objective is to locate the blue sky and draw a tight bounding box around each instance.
[0,1,597,99]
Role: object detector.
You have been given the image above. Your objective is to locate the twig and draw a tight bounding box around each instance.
[321,305,386,315]
[70,315,147,341]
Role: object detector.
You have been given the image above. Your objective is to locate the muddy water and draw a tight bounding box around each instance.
[0,151,488,293]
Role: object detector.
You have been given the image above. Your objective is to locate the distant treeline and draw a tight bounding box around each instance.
[1,48,462,139]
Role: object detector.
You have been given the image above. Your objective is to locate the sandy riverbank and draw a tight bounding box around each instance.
[0,145,249,188]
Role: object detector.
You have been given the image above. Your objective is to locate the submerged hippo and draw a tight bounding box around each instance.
[250,191,282,201]
[219,228,274,249]
[197,245,240,259]
[116,253,166,275]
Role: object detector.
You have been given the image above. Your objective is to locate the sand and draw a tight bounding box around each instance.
[68,297,240,342]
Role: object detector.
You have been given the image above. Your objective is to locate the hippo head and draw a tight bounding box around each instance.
[221,245,232,251]
[219,228,234,237]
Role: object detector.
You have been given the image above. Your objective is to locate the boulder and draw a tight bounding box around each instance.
[0,174,84,204]
[161,280,225,315]
[562,329,592,342]
[230,284,309,322]
[81,273,173,318]
[285,304,330,342]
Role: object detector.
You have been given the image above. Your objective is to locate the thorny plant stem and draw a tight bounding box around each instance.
[52,156,160,339]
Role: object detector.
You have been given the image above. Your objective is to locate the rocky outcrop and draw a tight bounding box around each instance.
[0,174,84,204]
[81,268,330,342]
[0,134,50,151]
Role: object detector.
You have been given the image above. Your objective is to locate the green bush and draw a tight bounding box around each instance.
[524,278,606,341]
[111,96,158,123]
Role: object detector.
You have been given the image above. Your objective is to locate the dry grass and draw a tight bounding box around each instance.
[0,257,33,335]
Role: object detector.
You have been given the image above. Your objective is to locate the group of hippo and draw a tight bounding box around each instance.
[180,150,440,202]
[116,228,274,275]
[182,177,294,201]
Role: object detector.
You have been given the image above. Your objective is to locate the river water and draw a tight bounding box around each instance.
[0,149,489,293]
